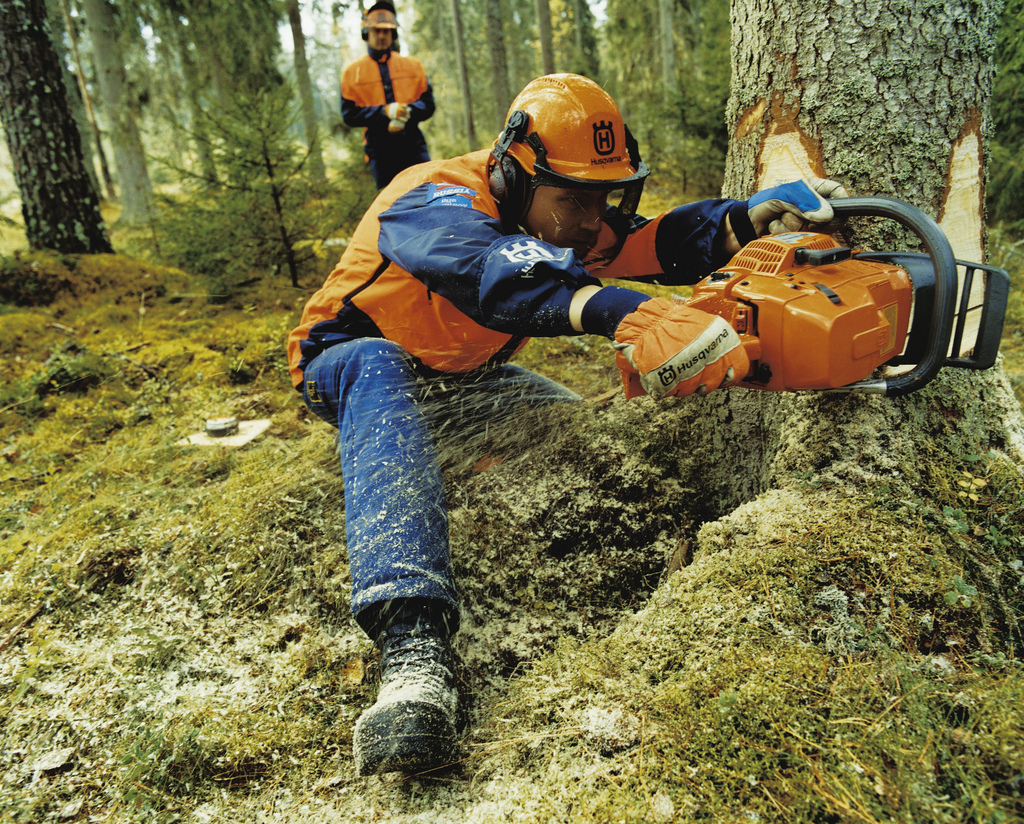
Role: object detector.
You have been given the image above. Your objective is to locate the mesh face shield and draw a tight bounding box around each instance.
[522,129,650,220]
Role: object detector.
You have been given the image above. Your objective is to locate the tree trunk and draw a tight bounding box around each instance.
[448,0,477,147]
[0,0,112,253]
[572,0,584,70]
[50,0,110,202]
[485,0,513,130]
[80,0,153,224]
[535,0,555,75]
[286,0,327,185]
[658,0,676,104]
[708,0,1021,612]
[724,0,998,266]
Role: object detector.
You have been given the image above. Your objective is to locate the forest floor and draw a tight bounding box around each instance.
[1,204,1023,823]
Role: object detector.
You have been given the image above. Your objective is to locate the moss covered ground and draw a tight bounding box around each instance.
[0,221,1022,822]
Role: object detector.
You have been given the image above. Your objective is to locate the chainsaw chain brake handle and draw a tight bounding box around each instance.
[830,197,1008,396]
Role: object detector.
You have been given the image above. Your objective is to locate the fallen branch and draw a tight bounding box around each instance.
[0,604,43,653]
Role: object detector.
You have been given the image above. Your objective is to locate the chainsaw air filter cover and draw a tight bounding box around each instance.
[688,232,914,391]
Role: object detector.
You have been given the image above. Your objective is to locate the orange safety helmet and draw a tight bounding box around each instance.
[489,74,650,224]
[361,1,398,40]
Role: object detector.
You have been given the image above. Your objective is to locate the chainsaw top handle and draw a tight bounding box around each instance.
[827,197,957,397]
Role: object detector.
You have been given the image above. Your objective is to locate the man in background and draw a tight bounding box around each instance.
[341,1,434,189]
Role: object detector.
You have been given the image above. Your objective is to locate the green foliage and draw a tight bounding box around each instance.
[988,0,1024,231]
[988,226,1024,407]
[602,0,731,199]
[148,84,373,292]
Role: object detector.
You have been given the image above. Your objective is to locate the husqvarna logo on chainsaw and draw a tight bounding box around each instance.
[593,121,615,156]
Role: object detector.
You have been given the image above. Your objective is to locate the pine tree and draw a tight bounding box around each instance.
[0,0,112,253]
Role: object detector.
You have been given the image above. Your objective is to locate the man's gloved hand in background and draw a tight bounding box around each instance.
[386,102,409,133]
[614,298,750,399]
[747,177,849,235]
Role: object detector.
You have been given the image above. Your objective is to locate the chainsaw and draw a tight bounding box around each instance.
[684,197,1009,396]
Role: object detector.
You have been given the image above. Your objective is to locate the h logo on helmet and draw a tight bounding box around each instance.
[593,121,615,156]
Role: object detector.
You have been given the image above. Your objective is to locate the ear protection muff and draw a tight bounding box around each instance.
[489,110,531,226]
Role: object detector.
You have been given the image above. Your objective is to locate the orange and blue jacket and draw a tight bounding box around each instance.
[341,48,433,164]
[287,150,740,388]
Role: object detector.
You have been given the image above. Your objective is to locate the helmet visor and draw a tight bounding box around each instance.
[531,161,649,219]
[522,126,650,218]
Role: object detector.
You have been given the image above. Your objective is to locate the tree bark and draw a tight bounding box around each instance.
[0,0,112,253]
[80,0,153,224]
[286,0,327,185]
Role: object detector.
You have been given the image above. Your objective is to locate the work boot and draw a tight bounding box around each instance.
[352,609,460,775]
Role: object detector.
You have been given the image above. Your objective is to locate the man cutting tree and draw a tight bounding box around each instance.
[289,73,847,775]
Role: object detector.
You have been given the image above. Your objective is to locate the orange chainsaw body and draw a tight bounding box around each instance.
[687,232,913,391]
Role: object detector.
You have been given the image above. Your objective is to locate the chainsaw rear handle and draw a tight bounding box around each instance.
[827,197,957,396]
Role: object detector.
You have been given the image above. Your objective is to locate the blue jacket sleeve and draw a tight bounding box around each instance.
[406,83,435,124]
[378,184,614,337]
[655,199,740,282]
[377,185,737,339]
[341,95,385,128]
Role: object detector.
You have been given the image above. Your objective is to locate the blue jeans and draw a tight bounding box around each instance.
[301,338,580,638]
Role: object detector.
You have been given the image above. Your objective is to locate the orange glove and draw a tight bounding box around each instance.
[613,298,749,399]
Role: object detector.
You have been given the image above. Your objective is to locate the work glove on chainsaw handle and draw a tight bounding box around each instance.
[732,177,849,244]
[614,298,750,400]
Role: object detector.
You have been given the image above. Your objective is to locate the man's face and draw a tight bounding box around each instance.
[368,26,395,50]
[521,185,608,257]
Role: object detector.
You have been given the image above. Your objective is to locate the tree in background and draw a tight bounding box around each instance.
[550,0,599,78]
[484,0,513,126]
[79,0,154,224]
[602,0,730,198]
[153,84,371,290]
[286,0,328,185]
[410,0,601,150]
[170,0,284,109]
[535,0,554,74]
[0,0,112,254]
[49,0,110,202]
[448,0,477,146]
